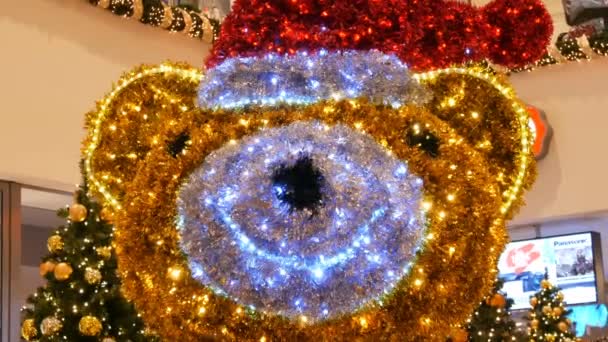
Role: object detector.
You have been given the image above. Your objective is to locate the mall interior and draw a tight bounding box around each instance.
[2,0,608,341]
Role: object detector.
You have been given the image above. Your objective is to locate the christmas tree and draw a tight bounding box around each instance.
[465,278,525,341]
[528,279,578,342]
[20,172,155,341]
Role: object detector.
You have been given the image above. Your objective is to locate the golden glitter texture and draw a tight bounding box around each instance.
[69,203,88,222]
[53,262,73,281]
[416,68,536,219]
[47,235,64,253]
[96,246,113,260]
[415,68,536,219]
[79,315,103,336]
[85,267,102,285]
[82,62,202,210]
[100,207,115,223]
[21,319,38,341]
[40,316,62,336]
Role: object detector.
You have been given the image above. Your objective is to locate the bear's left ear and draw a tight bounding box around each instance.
[82,62,202,209]
[415,68,536,219]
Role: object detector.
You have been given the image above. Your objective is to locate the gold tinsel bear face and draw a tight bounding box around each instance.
[83,62,534,341]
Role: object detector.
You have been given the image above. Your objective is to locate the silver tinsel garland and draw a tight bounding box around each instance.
[198,50,429,110]
[177,121,426,321]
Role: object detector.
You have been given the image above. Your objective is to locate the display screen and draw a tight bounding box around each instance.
[498,233,598,310]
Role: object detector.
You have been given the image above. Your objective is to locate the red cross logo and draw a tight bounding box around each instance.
[506,243,542,274]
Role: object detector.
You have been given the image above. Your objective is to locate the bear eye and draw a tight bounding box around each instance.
[167,132,191,157]
[406,126,440,157]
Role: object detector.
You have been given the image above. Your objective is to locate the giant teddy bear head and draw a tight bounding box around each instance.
[82,0,548,340]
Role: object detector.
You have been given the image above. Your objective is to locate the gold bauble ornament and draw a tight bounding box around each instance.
[101,337,117,342]
[530,297,538,307]
[47,235,64,253]
[96,246,112,259]
[531,319,539,329]
[21,318,38,341]
[69,203,88,222]
[450,328,468,342]
[100,207,115,223]
[558,321,569,332]
[489,293,506,308]
[557,292,564,301]
[39,260,56,277]
[40,316,62,336]
[553,307,563,316]
[542,305,552,315]
[541,279,551,289]
[546,334,556,342]
[85,268,102,285]
[79,315,102,336]
[53,262,73,281]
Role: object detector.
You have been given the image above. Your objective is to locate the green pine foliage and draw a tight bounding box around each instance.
[20,178,156,342]
[465,279,525,342]
[528,280,577,342]
[555,33,588,61]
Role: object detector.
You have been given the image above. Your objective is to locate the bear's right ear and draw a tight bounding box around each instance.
[415,67,536,219]
[82,62,202,209]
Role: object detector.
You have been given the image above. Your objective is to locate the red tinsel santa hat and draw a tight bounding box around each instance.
[197,0,552,111]
[206,0,553,71]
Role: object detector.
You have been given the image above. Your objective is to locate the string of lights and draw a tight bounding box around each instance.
[87,0,219,43]
[84,0,607,72]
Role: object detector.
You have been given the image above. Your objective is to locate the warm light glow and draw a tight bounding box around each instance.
[83,63,203,210]
[414,67,533,217]
[168,267,183,281]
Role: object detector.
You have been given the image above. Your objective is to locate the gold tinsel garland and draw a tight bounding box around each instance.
[415,69,536,219]
[82,62,202,209]
[82,63,535,341]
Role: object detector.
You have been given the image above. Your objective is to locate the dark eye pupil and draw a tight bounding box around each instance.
[167,132,190,157]
[271,155,325,213]
[406,128,440,158]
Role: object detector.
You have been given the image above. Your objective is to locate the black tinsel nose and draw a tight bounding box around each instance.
[271,155,325,213]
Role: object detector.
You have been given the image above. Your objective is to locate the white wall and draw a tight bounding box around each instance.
[0,0,210,192]
[510,58,608,225]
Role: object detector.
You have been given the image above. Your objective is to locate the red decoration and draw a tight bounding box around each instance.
[205,0,552,71]
[527,105,552,160]
[506,243,541,274]
[482,0,554,68]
